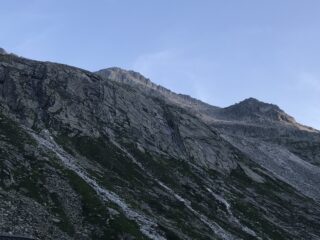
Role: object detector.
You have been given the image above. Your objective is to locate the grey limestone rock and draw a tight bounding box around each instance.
[0,54,319,239]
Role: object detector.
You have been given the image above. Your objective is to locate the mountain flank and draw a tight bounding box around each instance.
[0,49,320,239]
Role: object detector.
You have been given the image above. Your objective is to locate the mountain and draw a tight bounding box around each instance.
[0,50,320,240]
[96,67,220,116]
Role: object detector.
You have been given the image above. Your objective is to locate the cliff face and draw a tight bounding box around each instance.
[0,52,320,240]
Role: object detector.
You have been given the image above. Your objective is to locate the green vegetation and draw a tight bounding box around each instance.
[64,169,108,224]
[56,134,148,188]
[14,166,46,203]
[103,214,147,240]
[63,168,145,239]
[0,112,36,149]
[123,144,221,239]
[232,198,291,240]
[228,166,295,239]
[50,192,75,235]
[56,133,214,239]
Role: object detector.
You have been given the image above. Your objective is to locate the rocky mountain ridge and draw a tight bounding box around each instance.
[0,49,320,240]
[96,67,220,118]
[97,67,316,132]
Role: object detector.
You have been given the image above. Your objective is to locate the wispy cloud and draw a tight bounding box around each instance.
[283,72,320,130]
[297,72,320,92]
[132,50,175,75]
[131,49,219,103]
[12,29,55,58]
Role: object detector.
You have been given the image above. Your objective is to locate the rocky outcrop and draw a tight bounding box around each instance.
[214,97,296,123]
[0,53,319,239]
[96,67,220,118]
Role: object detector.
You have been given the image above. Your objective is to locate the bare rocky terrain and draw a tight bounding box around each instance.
[0,49,320,239]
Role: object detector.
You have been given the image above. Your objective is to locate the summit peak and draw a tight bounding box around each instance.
[218,97,296,124]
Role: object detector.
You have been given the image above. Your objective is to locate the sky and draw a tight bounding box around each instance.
[0,0,319,129]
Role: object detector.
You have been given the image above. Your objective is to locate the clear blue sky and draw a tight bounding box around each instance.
[1,0,319,129]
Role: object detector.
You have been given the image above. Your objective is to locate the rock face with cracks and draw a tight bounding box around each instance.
[0,50,320,239]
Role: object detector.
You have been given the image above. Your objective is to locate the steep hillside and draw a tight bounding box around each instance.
[0,51,320,240]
